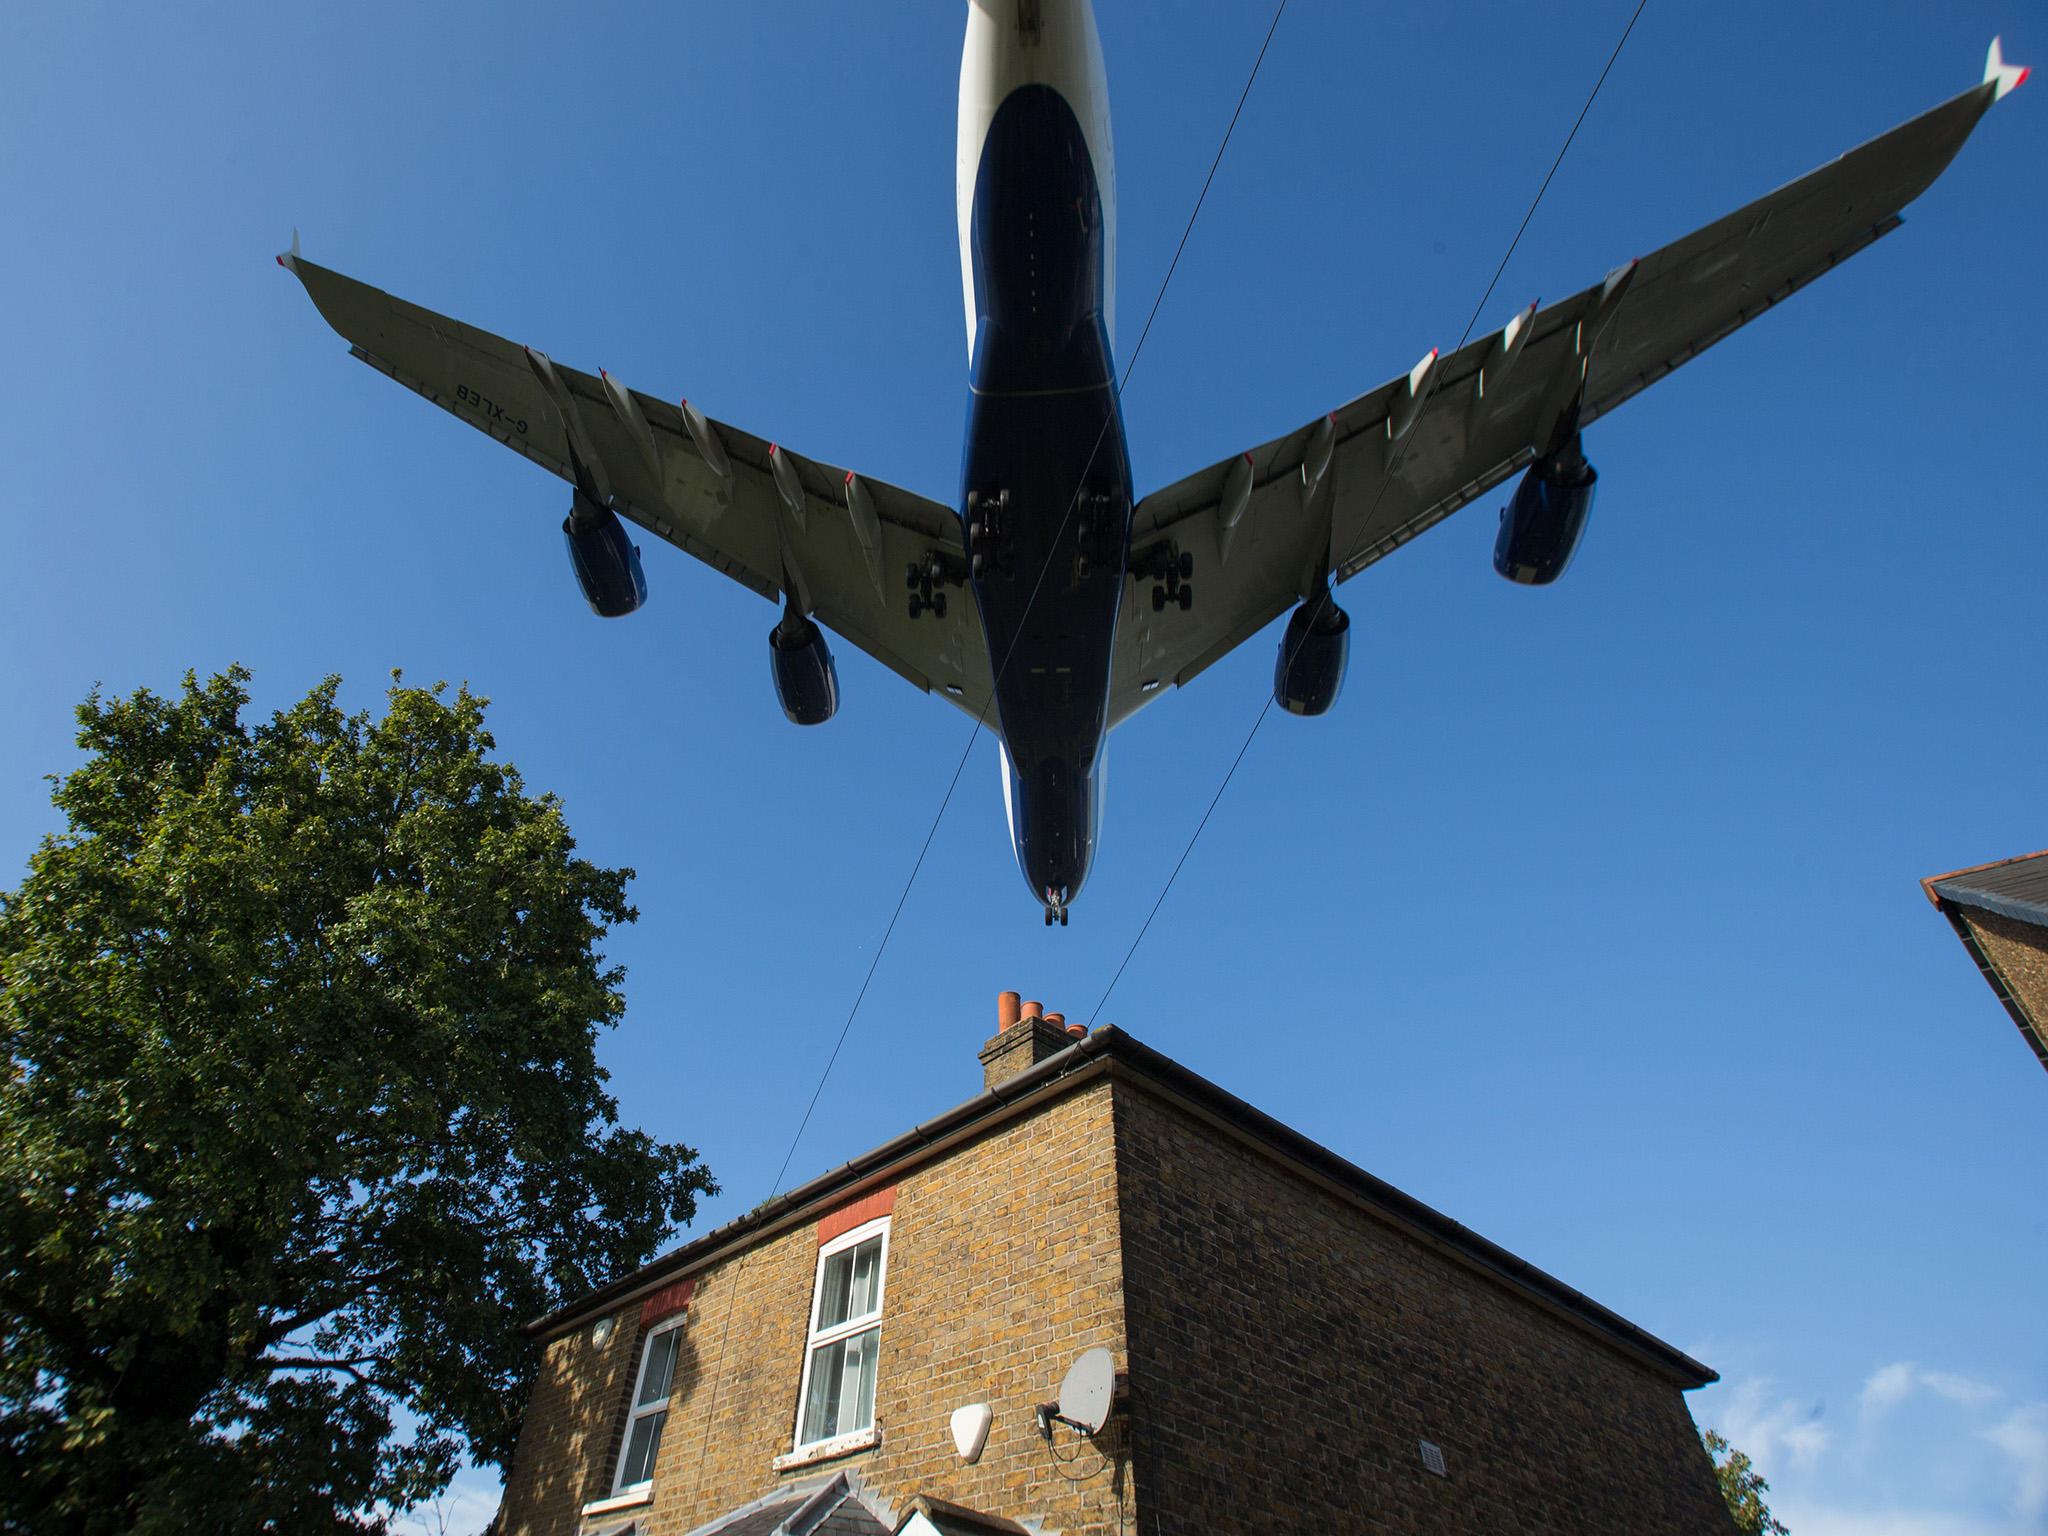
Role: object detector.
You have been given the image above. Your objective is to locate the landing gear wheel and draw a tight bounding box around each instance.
[932,592,947,618]
[1044,908,1055,927]
[1179,551,1195,579]
[1178,585,1193,611]
[1151,586,1167,612]
[1059,908,1069,927]
[908,594,924,618]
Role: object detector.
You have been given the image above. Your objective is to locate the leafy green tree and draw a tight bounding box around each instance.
[0,668,714,1532]
[1703,1427,1790,1535]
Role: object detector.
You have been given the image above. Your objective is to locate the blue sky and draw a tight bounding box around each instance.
[4,3,2044,1530]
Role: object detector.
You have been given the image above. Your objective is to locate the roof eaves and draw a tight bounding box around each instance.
[1094,1031,1717,1390]
[1922,847,2048,898]
[1928,878,2048,930]
[528,1026,1713,1388]
[524,1032,1120,1338]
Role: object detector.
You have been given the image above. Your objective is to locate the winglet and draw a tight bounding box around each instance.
[1986,37,2029,102]
[275,227,302,273]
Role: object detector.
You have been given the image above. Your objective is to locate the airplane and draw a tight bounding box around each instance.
[282,2,2026,926]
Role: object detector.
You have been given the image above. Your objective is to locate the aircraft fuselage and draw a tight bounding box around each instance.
[957,1,1129,921]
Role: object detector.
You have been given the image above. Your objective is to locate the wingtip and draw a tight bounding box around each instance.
[275,227,302,274]
[1986,36,2029,101]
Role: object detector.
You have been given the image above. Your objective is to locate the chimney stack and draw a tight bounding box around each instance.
[979,989,1079,1091]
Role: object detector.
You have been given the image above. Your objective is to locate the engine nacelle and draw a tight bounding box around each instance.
[769,610,840,726]
[562,504,648,617]
[1273,597,1350,717]
[1493,447,1597,586]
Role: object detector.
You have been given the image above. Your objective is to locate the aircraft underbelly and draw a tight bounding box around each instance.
[959,67,1129,911]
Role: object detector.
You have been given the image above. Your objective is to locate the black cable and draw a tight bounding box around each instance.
[762,0,1291,1195]
[687,8,1291,1500]
[1088,0,1650,1028]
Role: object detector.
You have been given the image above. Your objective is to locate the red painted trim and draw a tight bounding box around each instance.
[817,1186,895,1246]
[639,1277,695,1326]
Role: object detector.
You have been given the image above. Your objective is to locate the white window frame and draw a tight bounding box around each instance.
[610,1312,686,1498]
[790,1215,890,1454]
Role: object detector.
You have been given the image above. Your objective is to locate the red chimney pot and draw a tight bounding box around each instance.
[1021,999,1044,1021]
[1044,1012,1066,1031]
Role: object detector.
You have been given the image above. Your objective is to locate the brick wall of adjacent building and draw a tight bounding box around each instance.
[498,1078,1133,1536]
[1959,907,2048,1059]
[1111,1078,1732,1535]
[498,1293,648,1533]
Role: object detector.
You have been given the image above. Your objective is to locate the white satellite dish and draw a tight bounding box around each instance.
[1055,1347,1117,1435]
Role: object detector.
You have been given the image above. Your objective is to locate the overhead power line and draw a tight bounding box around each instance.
[1087,0,1652,1029]
[690,7,1292,1502]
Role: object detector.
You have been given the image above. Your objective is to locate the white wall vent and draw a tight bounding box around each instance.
[1419,1439,1447,1477]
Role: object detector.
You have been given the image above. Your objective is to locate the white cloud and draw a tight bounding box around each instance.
[1773,1503,2039,1536]
[1863,1361,1917,1419]
[1981,1403,2048,1520]
[1718,1376,1831,1471]
[1710,1366,2046,1536]
[1924,1371,2003,1410]
[1864,1361,2002,1422]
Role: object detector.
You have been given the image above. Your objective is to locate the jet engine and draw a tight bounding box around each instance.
[769,606,839,726]
[562,499,648,617]
[1494,436,1597,586]
[1272,595,1350,717]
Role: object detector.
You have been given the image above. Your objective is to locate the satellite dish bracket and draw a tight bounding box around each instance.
[1034,1368,1128,1441]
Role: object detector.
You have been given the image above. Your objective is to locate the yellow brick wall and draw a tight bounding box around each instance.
[1111,1079,1732,1535]
[499,1063,1731,1535]
[498,1298,644,1533]
[498,1079,1135,1536]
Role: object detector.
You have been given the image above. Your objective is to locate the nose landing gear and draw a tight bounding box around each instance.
[1042,888,1070,927]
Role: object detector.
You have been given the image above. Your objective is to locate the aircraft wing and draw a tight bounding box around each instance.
[283,256,994,724]
[1111,50,2022,728]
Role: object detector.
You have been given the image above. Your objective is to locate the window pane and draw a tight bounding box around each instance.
[801,1339,845,1444]
[637,1329,679,1407]
[816,1236,882,1330]
[848,1326,877,1432]
[815,1249,853,1331]
[848,1237,880,1318]
[800,1326,879,1445]
[619,1408,666,1487]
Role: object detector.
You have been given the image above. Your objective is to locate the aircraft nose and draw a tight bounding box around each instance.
[1002,747,1100,917]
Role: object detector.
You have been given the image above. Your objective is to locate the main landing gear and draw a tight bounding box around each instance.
[1139,543,1194,612]
[906,552,951,619]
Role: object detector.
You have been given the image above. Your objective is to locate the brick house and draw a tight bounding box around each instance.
[1923,848,2048,1074]
[496,996,1732,1534]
